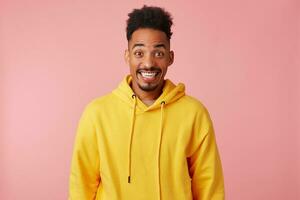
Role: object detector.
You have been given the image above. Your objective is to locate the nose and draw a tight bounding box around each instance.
[143,54,155,69]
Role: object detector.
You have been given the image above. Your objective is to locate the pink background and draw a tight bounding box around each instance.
[1,0,299,199]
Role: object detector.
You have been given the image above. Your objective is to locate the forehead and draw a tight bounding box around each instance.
[129,28,170,48]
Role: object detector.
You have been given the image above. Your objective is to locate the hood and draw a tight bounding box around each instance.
[113,75,185,112]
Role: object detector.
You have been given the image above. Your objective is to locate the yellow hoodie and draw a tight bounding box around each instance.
[69,75,225,200]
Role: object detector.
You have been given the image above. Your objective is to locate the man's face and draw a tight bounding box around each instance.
[125,28,174,92]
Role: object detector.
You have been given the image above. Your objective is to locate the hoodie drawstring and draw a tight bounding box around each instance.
[127,97,166,193]
[157,101,165,199]
[128,94,137,183]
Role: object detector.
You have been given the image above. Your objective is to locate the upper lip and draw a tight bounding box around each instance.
[137,69,161,73]
[139,71,158,73]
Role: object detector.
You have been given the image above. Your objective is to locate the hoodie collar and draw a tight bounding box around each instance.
[113,75,185,112]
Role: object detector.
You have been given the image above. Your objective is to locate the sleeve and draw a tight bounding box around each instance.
[188,107,225,200]
[68,105,101,200]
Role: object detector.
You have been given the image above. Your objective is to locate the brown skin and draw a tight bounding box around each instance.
[125,28,174,106]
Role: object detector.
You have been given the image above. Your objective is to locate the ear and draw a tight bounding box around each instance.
[124,49,130,65]
[168,50,174,66]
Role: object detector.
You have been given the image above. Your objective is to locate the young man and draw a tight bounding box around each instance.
[69,5,225,200]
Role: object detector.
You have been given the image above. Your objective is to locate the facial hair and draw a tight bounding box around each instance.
[136,66,162,92]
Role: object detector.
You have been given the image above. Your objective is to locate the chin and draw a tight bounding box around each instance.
[138,82,160,92]
[140,79,166,91]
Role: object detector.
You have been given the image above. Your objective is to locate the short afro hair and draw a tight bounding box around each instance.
[126,5,173,41]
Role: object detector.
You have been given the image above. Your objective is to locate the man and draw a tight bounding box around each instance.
[69,5,225,200]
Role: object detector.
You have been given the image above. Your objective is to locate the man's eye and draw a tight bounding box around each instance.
[134,51,143,57]
[155,51,164,57]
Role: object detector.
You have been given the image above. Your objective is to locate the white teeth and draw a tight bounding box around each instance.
[140,71,157,78]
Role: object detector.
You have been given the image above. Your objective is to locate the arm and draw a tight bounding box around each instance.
[69,105,101,200]
[188,108,225,200]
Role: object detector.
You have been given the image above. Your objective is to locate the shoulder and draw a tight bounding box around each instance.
[82,93,116,115]
[179,95,210,114]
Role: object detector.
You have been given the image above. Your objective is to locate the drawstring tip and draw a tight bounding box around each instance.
[128,176,131,183]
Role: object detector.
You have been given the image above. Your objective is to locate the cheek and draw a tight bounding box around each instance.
[129,61,140,75]
[130,60,144,70]
[129,57,139,66]
[159,61,170,70]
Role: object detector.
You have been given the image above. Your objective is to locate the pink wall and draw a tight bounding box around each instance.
[1,0,299,199]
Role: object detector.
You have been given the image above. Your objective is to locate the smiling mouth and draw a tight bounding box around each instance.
[136,68,161,80]
[139,71,159,78]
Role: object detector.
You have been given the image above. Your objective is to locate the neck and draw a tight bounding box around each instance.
[131,81,164,106]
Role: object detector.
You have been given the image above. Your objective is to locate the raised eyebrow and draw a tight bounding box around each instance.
[132,43,166,50]
[154,44,166,49]
[132,43,144,50]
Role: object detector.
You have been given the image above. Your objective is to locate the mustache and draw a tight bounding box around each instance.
[137,67,161,72]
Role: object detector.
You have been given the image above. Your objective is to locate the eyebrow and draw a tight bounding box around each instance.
[132,43,144,49]
[154,44,166,49]
[131,43,166,50]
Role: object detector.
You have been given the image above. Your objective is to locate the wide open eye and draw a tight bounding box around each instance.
[154,51,165,58]
[134,50,143,58]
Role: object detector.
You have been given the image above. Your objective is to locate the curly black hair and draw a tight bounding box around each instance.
[126,5,173,41]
